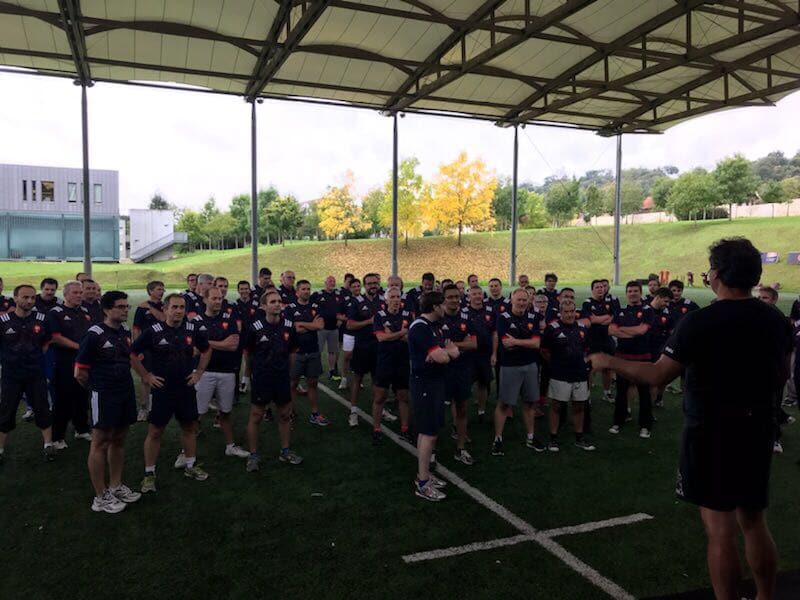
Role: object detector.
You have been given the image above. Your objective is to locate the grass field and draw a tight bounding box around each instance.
[1,217,799,292]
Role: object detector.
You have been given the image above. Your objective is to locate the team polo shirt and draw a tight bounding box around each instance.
[0,311,51,382]
[539,288,560,309]
[793,323,800,382]
[82,300,104,323]
[130,320,209,385]
[346,294,383,345]
[34,294,60,313]
[182,290,200,316]
[649,306,674,354]
[441,309,475,365]
[234,298,261,330]
[311,289,343,330]
[244,316,295,381]
[404,286,424,315]
[543,305,560,325]
[286,300,320,353]
[487,296,510,315]
[466,304,495,355]
[613,304,655,358]
[48,303,92,363]
[278,285,297,306]
[0,295,15,313]
[408,316,446,378]
[194,311,240,373]
[541,320,590,382]
[75,323,133,392]
[579,297,615,347]
[133,300,164,333]
[373,309,412,363]
[669,298,699,328]
[496,310,542,367]
[790,297,800,322]
[219,299,237,320]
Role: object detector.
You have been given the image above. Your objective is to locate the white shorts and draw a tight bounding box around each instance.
[195,371,236,414]
[548,379,590,403]
[342,334,355,352]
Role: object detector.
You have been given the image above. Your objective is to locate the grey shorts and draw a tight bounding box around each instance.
[548,379,590,403]
[291,352,323,379]
[498,363,540,406]
[195,371,236,415]
[318,329,339,354]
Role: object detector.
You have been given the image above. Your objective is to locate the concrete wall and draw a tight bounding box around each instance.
[129,209,174,255]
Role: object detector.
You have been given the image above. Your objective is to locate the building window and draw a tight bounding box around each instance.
[68,182,77,202]
[22,180,27,201]
[42,181,54,202]
[93,183,102,204]
[31,180,37,202]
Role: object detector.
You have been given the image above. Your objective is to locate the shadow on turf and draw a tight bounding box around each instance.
[644,569,800,600]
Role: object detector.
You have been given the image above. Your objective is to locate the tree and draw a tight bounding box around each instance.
[520,190,548,229]
[257,186,280,244]
[751,150,798,181]
[714,154,759,219]
[666,169,721,220]
[581,185,605,223]
[229,193,252,246]
[317,182,365,245]
[299,201,322,240]
[544,178,580,227]
[379,157,426,247]
[265,195,303,245]
[424,152,496,246]
[149,193,171,211]
[650,176,674,210]
[205,212,237,250]
[201,197,220,221]
[361,187,386,237]
[759,180,785,204]
[175,209,207,251]
[780,176,800,201]
[620,179,646,217]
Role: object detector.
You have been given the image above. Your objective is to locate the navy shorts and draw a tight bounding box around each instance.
[90,386,136,430]
[444,363,472,404]
[410,375,446,436]
[149,385,198,427]
[471,354,493,387]
[589,338,616,356]
[252,377,292,407]
[374,359,409,391]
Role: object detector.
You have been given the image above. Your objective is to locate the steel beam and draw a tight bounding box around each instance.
[250,100,259,285]
[391,113,399,277]
[613,134,622,286]
[509,125,519,287]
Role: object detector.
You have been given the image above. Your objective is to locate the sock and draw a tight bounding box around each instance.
[401,425,408,433]
[494,435,502,442]
[281,447,289,454]
[527,433,534,441]
[550,433,558,441]
[185,456,196,468]
[0,447,4,454]
[430,453,437,464]
[417,478,428,489]
[350,406,357,414]
[478,410,485,415]
[44,442,53,448]
[145,465,156,475]
[226,443,235,451]
[373,427,381,433]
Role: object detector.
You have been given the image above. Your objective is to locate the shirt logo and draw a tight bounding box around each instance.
[5,328,15,334]
[185,336,193,345]
[222,322,229,330]
[102,341,114,349]
[283,332,290,341]
[64,316,71,321]
[259,335,268,342]
[527,322,533,330]
[158,338,170,346]
[636,311,642,318]
[34,325,41,333]
[557,332,566,339]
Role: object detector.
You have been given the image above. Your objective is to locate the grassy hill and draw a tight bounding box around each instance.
[1,217,799,292]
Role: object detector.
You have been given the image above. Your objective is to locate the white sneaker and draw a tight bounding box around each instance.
[786,415,796,426]
[773,441,783,454]
[225,444,249,458]
[109,484,142,504]
[639,428,651,439]
[22,408,34,421]
[608,425,621,435]
[52,440,68,451]
[136,409,148,422]
[348,412,358,428]
[91,490,126,514]
[338,376,348,390]
[382,408,398,423]
[173,451,187,469]
[74,432,92,441]
[603,391,614,403]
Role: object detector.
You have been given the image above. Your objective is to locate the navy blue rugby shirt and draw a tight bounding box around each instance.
[0,311,52,382]
[130,320,210,385]
[285,300,320,354]
[75,323,134,392]
[408,316,446,379]
[373,308,412,364]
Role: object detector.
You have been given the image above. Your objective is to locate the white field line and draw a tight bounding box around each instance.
[317,384,643,600]
[540,513,654,538]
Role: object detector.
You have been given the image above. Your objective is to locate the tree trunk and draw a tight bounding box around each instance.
[728,202,732,221]
[404,231,409,249]
[457,223,462,246]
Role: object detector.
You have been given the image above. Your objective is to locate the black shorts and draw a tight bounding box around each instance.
[351,342,377,376]
[539,361,551,397]
[410,375,446,436]
[677,418,774,511]
[375,358,409,391]
[90,386,137,430]
[445,362,472,403]
[149,386,198,427]
[0,377,51,432]
[589,338,616,356]
[252,377,292,407]
[471,354,493,387]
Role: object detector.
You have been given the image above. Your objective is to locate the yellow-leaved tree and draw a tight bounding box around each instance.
[317,173,366,245]
[379,157,427,248]
[425,151,496,246]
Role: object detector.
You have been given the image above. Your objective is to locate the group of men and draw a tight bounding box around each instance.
[0,256,797,512]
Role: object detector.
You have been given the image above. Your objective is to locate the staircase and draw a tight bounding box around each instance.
[130,231,188,262]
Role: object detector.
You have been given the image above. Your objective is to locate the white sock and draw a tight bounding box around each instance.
[186,456,196,468]
[226,443,235,450]
[44,442,53,448]
[527,433,534,441]
[495,435,502,442]
[350,406,357,413]
[145,465,156,474]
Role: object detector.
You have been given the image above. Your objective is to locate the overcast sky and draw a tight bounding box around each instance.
[1,71,799,215]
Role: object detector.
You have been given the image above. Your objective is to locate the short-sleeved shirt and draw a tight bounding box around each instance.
[613,304,655,357]
[408,316,446,378]
[220,299,237,320]
[373,309,412,364]
[487,296,510,315]
[244,316,295,382]
[649,306,674,354]
[0,295,16,313]
[234,298,261,330]
[34,294,60,314]
[82,300,104,323]
[605,294,622,313]
[543,305,560,325]
[441,309,475,365]
[541,320,590,383]
[346,294,383,345]
[663,299,792,426]
[465,304,496,355]
[404,287,424,316]
[788,297,799,322]
[75,323,133,392]
[286,300,320,354]
[182,290,200,316]
[48,303,93,363]
[133,300,164,333]
[130,320,210,385]
[194,311,240,373]
[278,285,297,306]
[580,297,615,347]
[669,298,700,329]
[312,289,345,330]
[0,311,51,382]
[538,288,560,309]
[496,310,542,367]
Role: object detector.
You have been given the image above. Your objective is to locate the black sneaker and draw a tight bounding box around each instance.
[399,430,416,446]
[547,439,560,452]
[43,445,56,462]
[491,439,504,456]
[574,439,596,452]
[371,431,383,446]
[526,437,546,452]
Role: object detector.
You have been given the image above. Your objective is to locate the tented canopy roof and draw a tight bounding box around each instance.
[1,0,799,134]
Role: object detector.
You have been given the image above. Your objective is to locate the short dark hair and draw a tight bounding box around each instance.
[467,273,478,281]
[489,278,502,285]
[363,273,379,284]
[101,290,128,310]
[419,290,444,313]
[709,238,762,291]
[237,280,250,288]
[13,284,35,297]
[544,272,558,282]
[625,280,642,291]
[441,279,454,287]
[82,278,97,285]
[759,286,778,301]
[40,277,58,289]
[214,276,228,285]
[442,284,459,296]
[344,273,354,281]
[259,267,272,277]
[422,272,435,282]
[599,278,610,285]
[559,287,575,294]
[647,273,659,282]
[654,287,672,300]
[349,278,361,288]
[146,280,164,294]
[187,273,197,280]
[297,279,310,288]
[164,293,185,307]
[590,279,602,289]
[668,279,684,290]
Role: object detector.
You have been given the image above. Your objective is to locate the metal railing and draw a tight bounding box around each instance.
[130,231,188,262]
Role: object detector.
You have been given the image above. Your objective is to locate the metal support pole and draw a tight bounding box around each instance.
[81,83,91,275]
[613,134,623,286]
[250,100,259,285]
[391,112,399,277]
[509,124,519,287]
